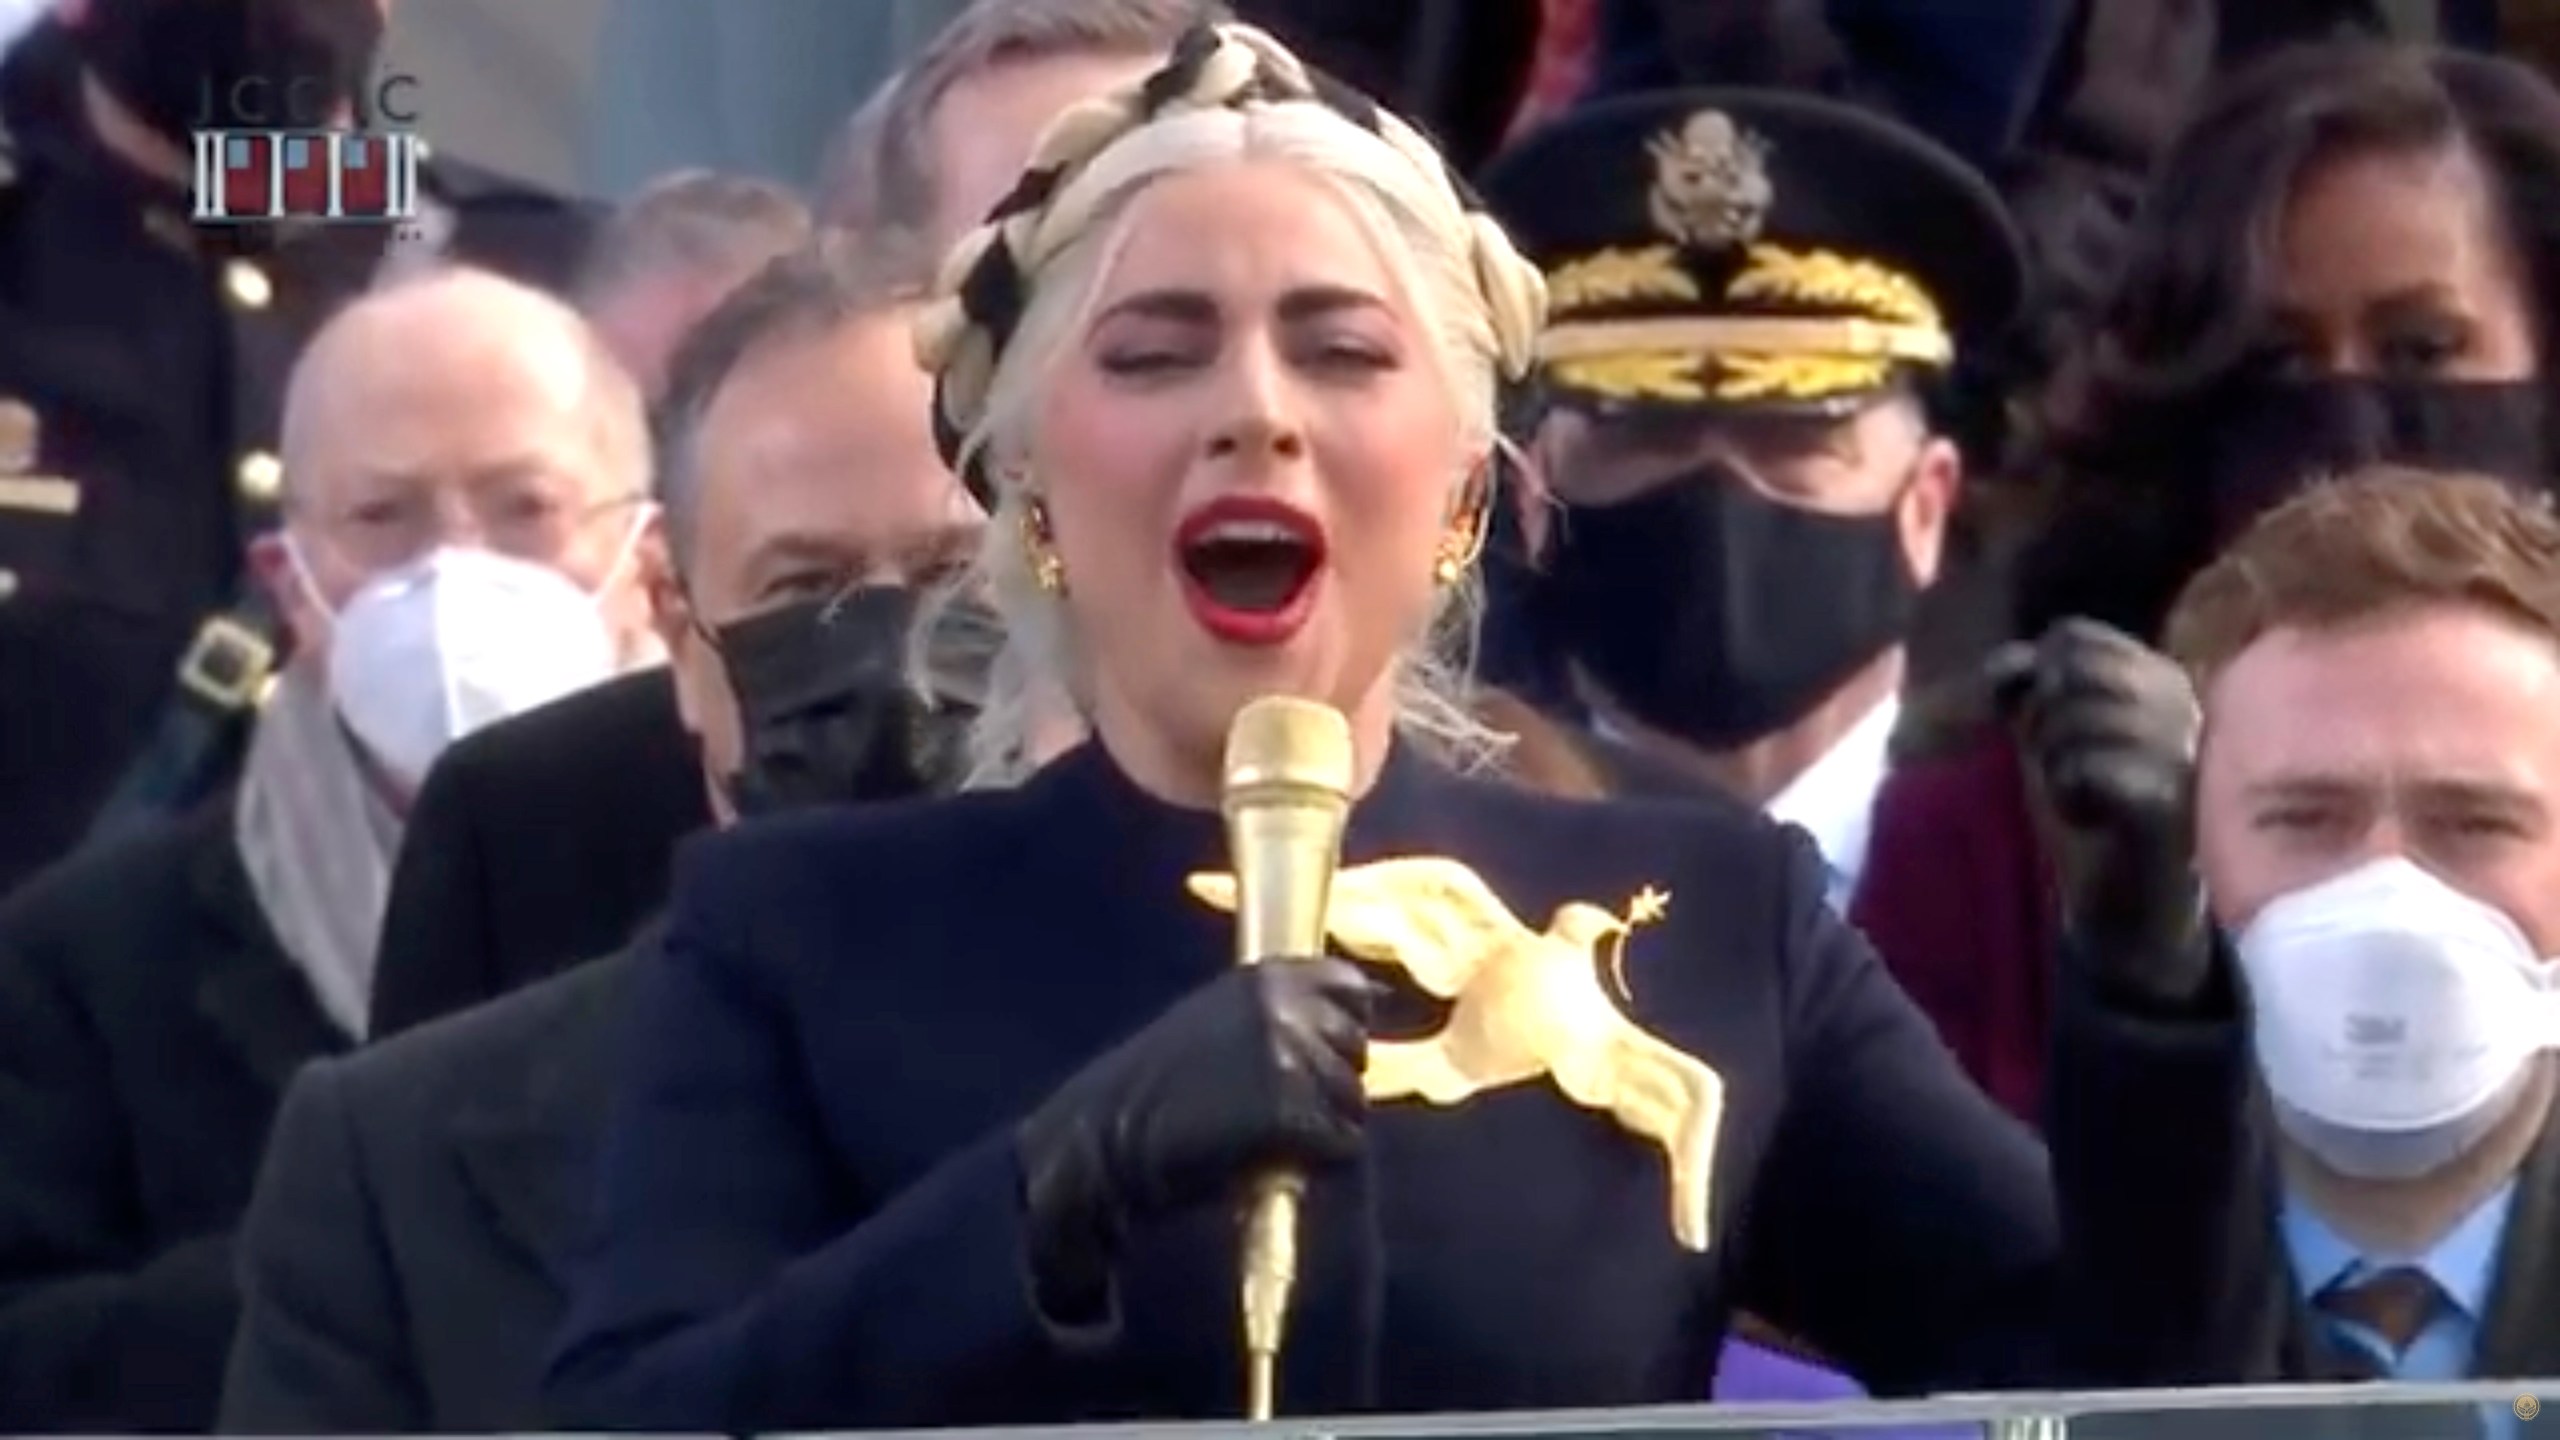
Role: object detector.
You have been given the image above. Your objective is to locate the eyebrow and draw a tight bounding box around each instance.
[2270,282,2467,324]
[2362,284,2476,323]
[2242,774,2541,809]
[464,457,572,491]
[2412,778,2544,812]
[744,521,980,581]
[741,533,859,583]
[1092,284,1390,328]
[328,457,551,505]
[2241,775,2366,801]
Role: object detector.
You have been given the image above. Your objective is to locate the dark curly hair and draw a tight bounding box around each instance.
[2010,41,2560,641]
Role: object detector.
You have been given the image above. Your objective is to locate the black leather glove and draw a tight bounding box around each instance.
[1015,959,1374,1322]
[1994,618,2211,1007]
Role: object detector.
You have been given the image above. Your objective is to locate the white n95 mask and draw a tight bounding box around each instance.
[2235,855,2560,1180]
[295,526,641,786]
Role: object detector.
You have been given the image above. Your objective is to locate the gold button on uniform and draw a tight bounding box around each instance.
[0,567,18,603]
[222,259,273,311]
[234,451,283,505]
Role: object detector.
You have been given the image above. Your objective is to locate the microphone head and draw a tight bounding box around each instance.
[1221,696,1355,810]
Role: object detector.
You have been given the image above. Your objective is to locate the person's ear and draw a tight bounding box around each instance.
[248,530,330,663]
[1897,436,1962,587]
[645,543,691,661]
[606,506,677,667]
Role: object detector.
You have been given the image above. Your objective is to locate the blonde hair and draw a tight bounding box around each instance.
[911,23,1547,787]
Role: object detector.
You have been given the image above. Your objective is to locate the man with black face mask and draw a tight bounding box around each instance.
[643,237,989,823]
[366,232,1015,1040]
[1480,92,2021,910]
[0,0,600,893]
[218,235,1007,1431]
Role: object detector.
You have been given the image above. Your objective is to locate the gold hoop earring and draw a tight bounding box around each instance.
[1433,464,1493,585]
[1432,535,1470,586]
[1020,498,1066,595]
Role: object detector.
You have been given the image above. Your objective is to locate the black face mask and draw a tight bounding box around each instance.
[2202,378,2551,544]
[77,0,385,145]
[1540,461,1920,750]
[711,586,994,818]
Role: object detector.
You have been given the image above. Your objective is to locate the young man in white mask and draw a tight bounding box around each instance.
[0,263,656,1433]
[2002,466,2560,1409]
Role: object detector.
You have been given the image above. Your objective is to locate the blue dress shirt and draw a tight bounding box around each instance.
[2282,1179,2518,1438]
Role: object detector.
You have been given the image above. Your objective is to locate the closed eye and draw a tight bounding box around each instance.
[2253,804,2346,836]
[1301,338,1396,372]
[2374,321,2471,376]
[761,569,848,603]
[1096,346,1201,376]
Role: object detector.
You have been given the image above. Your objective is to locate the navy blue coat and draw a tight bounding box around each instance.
[545,740,2263,1430]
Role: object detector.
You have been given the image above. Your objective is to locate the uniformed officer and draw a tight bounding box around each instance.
[0,0,603,892]
[1476,91,2021,910]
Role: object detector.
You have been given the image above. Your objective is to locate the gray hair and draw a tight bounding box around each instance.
[651,231,936,574]
[818,0,1226,235]
[574,169,816,312]
[812,76,902,235]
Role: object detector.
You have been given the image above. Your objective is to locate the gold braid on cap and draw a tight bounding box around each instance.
[913,20,1548,509]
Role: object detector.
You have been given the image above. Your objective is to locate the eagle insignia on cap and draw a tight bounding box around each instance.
[1647,111,1772,252]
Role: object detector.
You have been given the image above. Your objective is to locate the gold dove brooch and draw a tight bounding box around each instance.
[1188,857,1726,1252]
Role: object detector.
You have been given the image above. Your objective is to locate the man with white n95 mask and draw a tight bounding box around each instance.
[0,264,658,1434]
[2001,466,2560,1426]
[266,267,665,795]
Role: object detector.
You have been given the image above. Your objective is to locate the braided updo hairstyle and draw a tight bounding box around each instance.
[909,21,1549,788]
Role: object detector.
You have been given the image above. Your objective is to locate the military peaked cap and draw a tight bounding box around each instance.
[1481,90,2023,413]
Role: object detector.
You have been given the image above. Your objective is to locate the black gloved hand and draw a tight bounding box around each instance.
[1015,959,1374,1322]
[1993,618,2210,1008]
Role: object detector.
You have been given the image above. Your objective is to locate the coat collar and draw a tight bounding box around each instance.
[186,805,347,1094]
[2474,1099,2560,1375]
[2286,1093,2560,1379]
[444,952,635,1278]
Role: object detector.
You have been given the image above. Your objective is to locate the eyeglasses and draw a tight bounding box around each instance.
[307,486,649,573]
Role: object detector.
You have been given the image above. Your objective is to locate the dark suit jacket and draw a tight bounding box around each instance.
[220,949,635,1433]
[0,800,344,1432]
[544,739,2265,1430]
[2075,1064,2560,1440]
[2228,1066,2560,1386]
[368,670,708,1040]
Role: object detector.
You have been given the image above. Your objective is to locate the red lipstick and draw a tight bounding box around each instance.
[1172,495,1328,647]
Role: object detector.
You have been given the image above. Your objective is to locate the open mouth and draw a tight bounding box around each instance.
[1174,497,1327,646]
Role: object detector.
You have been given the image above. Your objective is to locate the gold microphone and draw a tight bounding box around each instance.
[1219,695,1355,1422]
